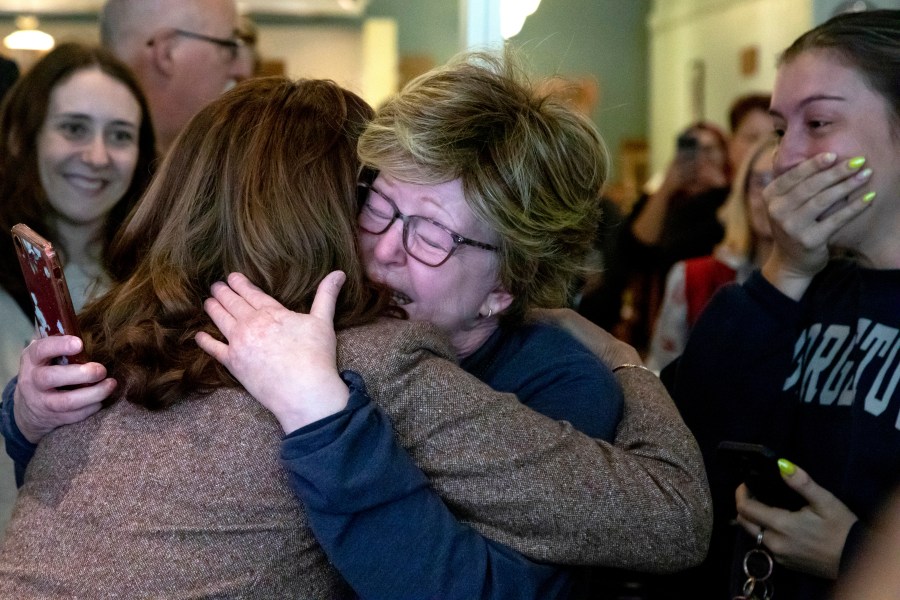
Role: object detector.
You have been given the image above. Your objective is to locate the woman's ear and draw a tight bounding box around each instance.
[482,285,514,317]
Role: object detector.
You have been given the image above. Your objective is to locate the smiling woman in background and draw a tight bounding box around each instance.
[0,42,156,386]
[0,42,155,537]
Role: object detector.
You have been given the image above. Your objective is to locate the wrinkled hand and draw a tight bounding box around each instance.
[13,335,115,444]
[195,271,350,433]
[762,152,873,300]
[735,461,858,580]
[532,308,642,369]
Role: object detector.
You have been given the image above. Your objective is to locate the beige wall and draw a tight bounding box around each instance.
[648,0,811,172]
[252,23,362,86]
[0,17,397,107]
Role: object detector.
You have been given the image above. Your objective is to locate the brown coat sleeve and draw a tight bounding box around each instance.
[338,319,711,572]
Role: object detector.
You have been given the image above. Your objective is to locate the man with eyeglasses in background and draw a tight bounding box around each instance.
[101,0,252,152]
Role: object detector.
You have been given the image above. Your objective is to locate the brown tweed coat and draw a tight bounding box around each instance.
[0,318,710,598]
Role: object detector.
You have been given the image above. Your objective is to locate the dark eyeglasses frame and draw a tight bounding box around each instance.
[357,181,499,268]
[154,28,244,61]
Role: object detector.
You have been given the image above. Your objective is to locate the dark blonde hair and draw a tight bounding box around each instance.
[358,50,609,323]
[717,136,777,258]
[81,77,388,410]
[0,42,156,316]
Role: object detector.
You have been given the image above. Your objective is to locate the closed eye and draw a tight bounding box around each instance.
[362,202,392,220]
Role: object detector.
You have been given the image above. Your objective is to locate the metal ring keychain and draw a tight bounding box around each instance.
[733,529,774,600]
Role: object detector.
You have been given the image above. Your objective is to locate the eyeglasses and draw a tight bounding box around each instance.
[357,182,499,267]
[170,29,244,61]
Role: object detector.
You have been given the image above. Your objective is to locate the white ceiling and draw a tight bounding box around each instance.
[0,0,370,17]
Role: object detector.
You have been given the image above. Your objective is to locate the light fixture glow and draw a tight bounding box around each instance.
[4,16,55,52]
[500,0,541,40]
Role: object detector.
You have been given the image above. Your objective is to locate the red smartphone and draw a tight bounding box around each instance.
[716,441,806,511]
[11,223,87,364]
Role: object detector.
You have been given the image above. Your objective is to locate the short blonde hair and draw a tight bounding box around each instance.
[358,50,609,323]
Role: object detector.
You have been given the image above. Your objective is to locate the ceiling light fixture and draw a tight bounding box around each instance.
[4,15,55,52]
[500,0,541,40]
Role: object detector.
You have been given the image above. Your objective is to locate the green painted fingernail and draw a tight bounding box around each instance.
[847,156,866,169]
[863,191,876,203]
[778,458,796,476]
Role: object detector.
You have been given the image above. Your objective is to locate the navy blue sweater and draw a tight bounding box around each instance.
[286,322,621,600]
[664,260,900,599]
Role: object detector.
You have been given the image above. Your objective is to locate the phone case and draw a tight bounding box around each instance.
[11,223,86,364]
[716,441,806,510]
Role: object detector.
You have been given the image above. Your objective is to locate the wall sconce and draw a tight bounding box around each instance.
[500,0,541,40]
[4,16,55,52]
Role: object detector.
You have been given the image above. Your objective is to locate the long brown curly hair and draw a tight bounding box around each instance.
[80,77,390,410]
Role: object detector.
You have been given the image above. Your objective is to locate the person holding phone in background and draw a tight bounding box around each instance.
[615,122,732,352]
[630,122,732,273]
[664,9,900,599]
[0,42,156,534]
[646,136,776,371]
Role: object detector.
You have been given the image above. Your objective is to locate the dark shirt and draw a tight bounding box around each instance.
[664,260,900,599]
[461,322,622,440]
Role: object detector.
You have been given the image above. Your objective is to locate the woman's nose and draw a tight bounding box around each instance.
[773,129,810,176]
[82,135,111,167]
[371,220,407,265]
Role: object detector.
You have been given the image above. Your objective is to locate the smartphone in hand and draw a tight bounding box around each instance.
[717,441,806,511]
[12,223,87,365]
[676,132,699,162]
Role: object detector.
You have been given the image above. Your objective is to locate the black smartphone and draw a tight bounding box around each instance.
[11,223,87,365]
[716,441,806,511]
[676,132,699,160]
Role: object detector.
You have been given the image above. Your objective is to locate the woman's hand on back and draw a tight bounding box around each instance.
[196,271,350,434]
[13,335,114,444]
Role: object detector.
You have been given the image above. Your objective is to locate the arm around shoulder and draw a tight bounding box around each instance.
[282,369,573,600]
[341,320,711,572]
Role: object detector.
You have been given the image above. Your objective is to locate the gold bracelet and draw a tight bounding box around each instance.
[612,363,654,374]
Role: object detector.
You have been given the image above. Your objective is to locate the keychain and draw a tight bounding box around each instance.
[733,529,774,600]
